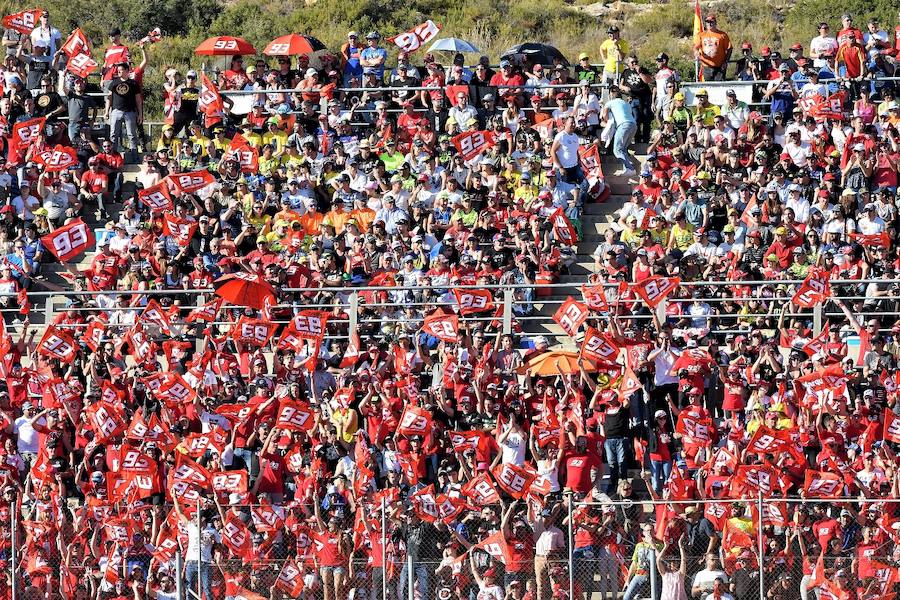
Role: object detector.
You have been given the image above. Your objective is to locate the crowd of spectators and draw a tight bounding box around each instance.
[0,8,898,600]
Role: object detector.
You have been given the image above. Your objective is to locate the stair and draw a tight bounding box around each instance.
[525,146,648,344]
[21,164,139,337]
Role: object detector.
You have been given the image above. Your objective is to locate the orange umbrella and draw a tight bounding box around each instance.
[517,350,597,376]
[213,272,275,310]
[195,36,256,56]
[263,34,326,56]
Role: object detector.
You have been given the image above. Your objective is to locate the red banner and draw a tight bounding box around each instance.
[452,130,495,161]
[167,169,216,194]
[883,409,900,444]
[473,531,513,565]
[35,145,79,171]
[453,288,494,315]
[162,214,197,246]
[792,268,831,308]
[199,73,224,119]
[491,463,536,499]
[40,218,94,262]
[550,207,578,245]
[553,297,589,338]
[275,400,316,432]
[803,470,843,498]
[66,53,98,79]
[37,326,78,363]
[2,9,41,34]
[581,284,610,312]
[397,405,433,437]
[137,181,173,212]
[61,27,90,57]
[226,133,259,173]
[580,327,620,363]
[10,117,46,163]
[422,312,459,343]
[461,473,501,505]
[230,316,276,347]
[746,425,791,454]
[387,19,442,53]
[632,277,680,308]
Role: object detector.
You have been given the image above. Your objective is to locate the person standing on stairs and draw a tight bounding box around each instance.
[601,86,637,176]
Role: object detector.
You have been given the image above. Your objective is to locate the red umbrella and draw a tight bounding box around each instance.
[263,34,326,56]
[213,272,275,310]
[195,36,257,56]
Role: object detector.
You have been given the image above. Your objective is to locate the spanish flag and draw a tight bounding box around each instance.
[693,0,702,45]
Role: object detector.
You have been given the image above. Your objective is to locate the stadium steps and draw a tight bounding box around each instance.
[26,164,139,332]
[526,150,646,343]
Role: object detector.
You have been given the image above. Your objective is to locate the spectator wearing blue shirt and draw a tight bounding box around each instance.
[602,86,637,176]
[19,225,43,277]
[359,32,388,81]
[340,31,364,86]
[5,240,31,286]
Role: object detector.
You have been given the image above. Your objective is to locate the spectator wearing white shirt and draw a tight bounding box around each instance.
[863,19,889,59]
[448,93,478,130]
[784,130,812,168]
[785,184,811,223]
[809,22,838,68]
[858,202,886,234]
[29,10,61,61]
[683,229,717,262]
[719,89,749,131]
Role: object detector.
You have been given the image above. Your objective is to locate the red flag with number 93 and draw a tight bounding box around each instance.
[452,130,495,161]
[41,218,94,262]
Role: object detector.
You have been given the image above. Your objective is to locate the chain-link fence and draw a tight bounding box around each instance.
[11,494,900,600]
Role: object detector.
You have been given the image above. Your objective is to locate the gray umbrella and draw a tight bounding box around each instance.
[428,38,481,53]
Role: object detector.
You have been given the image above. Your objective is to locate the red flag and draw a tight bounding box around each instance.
[803,470,843,498]
[166,169,216,195]
[802,323,831,357]
[422,312,459,343]
[162,214,198,246]
[386,19,442,53]
[226,133,259,173]
[61,27,90,57]
[461,473,501,505]
[37,326,78,363]
[275,400,316,432]
[550,207,578,245]
[473,531,513,565]
[618,365,642,399]
[84,401,127,443]
[397,405,433,437]
[199,73,225,124]
[453,288,494,315]
[552,297,589,338]
[230,316,276,347]
[2,9,41,33]
[675,413,713,446]
[9,117,46,163]
[172,453,211,487]
[40,218,94,262]
[849,232,891,248]
[66,53,98,79]
[274,561,305,597]
[451,130,495,161]
[491,463,536,499]
[221,513,253,559]
[811,91,846,120]
[137,181,173,212]
[746,425,791,454]
[35,145,79,171]
[184,297,223,323]
[632,276,680,308]
[17,289,29,316]
[883,409,900,444]
[339,331,361,368]
[581,284,610,312]
[791,268,831,308]
[580,327,620,363]
[578,143,603,178]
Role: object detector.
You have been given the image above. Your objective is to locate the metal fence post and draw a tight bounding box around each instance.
[567,493,574,600]
[757,493,765,600]
[649,547,658,600]
[349,291,359,340]
[502,288,513,335]
[381,500,387,600]
[406,547,414,600]
[175,550,183,600]
[44,293,54,331]
[10,506,16,600]
[196,498,202,600]
[813,303,823,335]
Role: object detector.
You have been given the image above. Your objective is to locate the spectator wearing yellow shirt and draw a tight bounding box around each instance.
[210,126,231,154]
[512,171,539,205]
[667,212,695,251]
[451,195,479,228]
[620,215,644,248]
[186,121,211,157]
[693,89,721,127]
[262,118,289,155]
[258,144,282,178]
[599,25,630,93]
[238,122,263,148]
